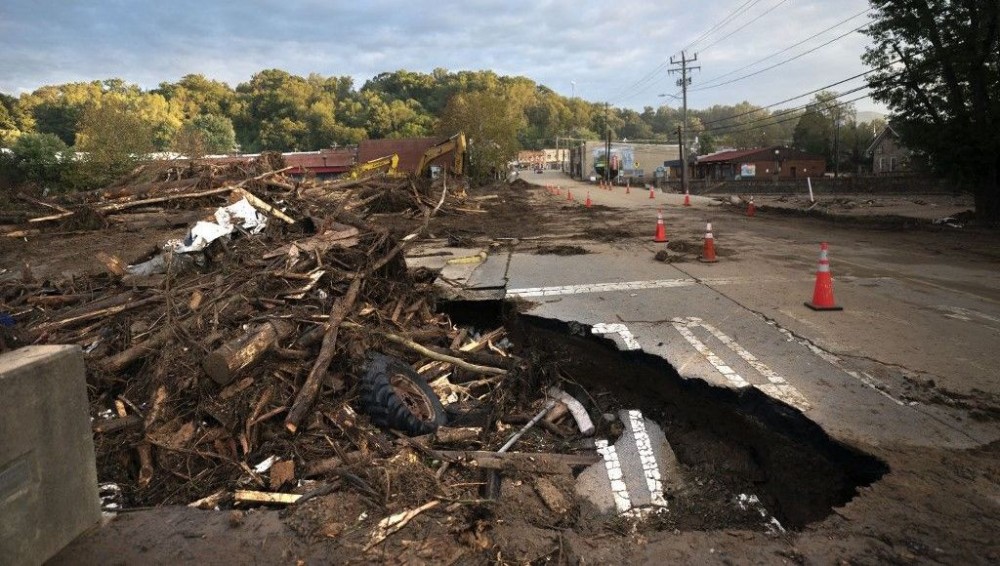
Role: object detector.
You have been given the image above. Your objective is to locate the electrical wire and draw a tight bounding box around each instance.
[702,85,871,134]
[701,93,871,136]
[613,5,869,106]
[696,8,870,89]
[681,0,764,54]
[608,0,763,105]
[700,68,878,126]
[697,0,793,55]
[692,22,870,91]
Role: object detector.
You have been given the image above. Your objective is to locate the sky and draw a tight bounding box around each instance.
[0,0,884,115]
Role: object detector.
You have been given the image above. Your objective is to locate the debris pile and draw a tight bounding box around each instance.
[0,157,602,547]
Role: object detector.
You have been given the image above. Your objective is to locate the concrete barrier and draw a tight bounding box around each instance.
[0,345,100,566]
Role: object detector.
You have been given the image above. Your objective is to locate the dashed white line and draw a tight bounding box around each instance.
[595,439,632,514]
[686,317,811,410]
[767,321,906,406]
[671,319,751,389]
[507,278,696,298]
[672,317,811,411]
[627,410,668,508]
[591,323,642,350]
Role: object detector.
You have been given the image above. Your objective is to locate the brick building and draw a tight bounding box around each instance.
[695,146,826,180]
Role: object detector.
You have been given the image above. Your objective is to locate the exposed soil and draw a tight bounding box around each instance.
[534,245,589,256]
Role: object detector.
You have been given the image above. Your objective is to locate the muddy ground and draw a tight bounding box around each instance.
[11,180,999,564]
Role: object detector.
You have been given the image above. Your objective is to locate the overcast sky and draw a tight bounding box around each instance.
[0,0,883,114]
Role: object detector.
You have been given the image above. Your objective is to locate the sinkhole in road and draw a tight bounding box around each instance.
[441,300,888,531]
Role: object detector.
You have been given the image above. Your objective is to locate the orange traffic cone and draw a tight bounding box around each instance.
[567,189,573,202]
[585,192,592,207]
[747,196,756,217]
[652,209,668,243]
[649,186,656,200]
[698,222,718,263]
[683,189,691,207]
[805,242,843,311]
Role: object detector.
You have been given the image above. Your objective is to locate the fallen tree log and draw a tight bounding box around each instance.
[284,276,363,433]
[203,319,294,385]
[33,295,161,333]
[340,321,507,377]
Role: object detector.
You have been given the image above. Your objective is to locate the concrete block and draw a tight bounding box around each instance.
[0,345,100,566]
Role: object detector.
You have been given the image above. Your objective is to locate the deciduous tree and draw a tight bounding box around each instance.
[863,0,1000,223]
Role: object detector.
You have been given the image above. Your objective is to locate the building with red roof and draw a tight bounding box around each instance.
[696,146,826,180]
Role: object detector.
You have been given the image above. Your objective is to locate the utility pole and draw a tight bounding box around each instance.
[834,109,841,179]
[669,51,699,194]
[604,102,611,184]
[676,126,684,187]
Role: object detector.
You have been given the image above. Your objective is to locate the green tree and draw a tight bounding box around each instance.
[698,131,717,155]
[173,114,237,155]
[10,132,70,185]
[16,82,105,145]
[72,97,155,188]
[792,92,855,169]
[437,89,524,182]
[863,0,1000,223]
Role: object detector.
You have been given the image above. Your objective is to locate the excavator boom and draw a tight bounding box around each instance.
[415,133,466,177]
[348,153,400,179]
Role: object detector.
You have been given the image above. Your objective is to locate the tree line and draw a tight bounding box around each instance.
[1,68,882,189]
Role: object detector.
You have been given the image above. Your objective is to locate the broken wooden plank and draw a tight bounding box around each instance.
[92,414,143,434]
[234,188,295,224]
[433,450,600,475]
[234,490,301,505]
[262,225,360,258]
[203,319,294,385]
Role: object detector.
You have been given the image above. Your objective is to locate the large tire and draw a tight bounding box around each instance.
[360,353,447,436]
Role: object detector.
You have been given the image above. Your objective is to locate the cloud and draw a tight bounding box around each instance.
[0,0,882,112]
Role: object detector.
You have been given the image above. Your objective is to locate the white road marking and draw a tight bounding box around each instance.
[627,410,668,508]
[766,321,906,406]
[507,278,696,298]
[595,439,633,514]
[671,319,751,389]
[672,317,811,411]
[591,323,642,350]
[507,276,805,299]
[687,317,811,410]
[937,305,1000,326]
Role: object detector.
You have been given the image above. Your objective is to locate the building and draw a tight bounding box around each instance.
[866,125,913,174]
[695,146,826,180]
[568,141,680,181]
[358,136,457,175]
[283,148,356,178]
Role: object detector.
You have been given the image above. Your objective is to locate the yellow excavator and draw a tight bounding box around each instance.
[348,153,400,179]
[415,133,466,177]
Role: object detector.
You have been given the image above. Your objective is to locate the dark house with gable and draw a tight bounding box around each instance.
[866,125,916,175]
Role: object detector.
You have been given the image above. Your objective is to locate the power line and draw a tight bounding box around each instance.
[693,22,870,91]
[615,5,868,107]
[701,93,871,137]
[608,0,763,105]
[681,0,764,54]
[696,8,870,88]
[700,68,877,126]
[698,0,793,55]
[702,85,871,134]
